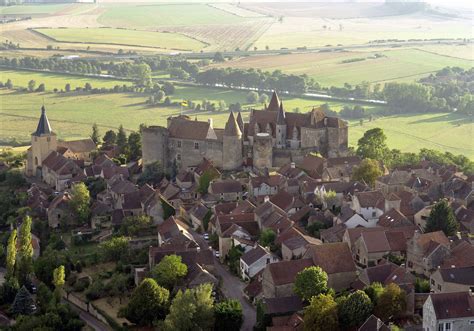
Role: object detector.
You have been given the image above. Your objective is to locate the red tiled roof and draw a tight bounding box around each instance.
[267,259,313,286]
[306,242,356,274]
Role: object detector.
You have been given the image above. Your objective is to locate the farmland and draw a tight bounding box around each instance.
[212,48,474,87]
[0,69,132,91]
[34,28,206,51]
[0,4,70,15]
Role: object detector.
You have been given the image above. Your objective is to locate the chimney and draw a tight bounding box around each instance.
[264,195,270,203]
[208,118,213,129]
[290,162,295,169]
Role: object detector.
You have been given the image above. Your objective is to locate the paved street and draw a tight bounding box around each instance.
[191,230,257,331]
[64,300,111,331]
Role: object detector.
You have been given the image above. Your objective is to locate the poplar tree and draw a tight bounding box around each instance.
[17,216,33,285]
[6,229,17,281]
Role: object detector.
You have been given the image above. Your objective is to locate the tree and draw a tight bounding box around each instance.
[108,272,129,303]
[99,236,129,262]
[374,283,407,322]
[352,158,383,187]
[338,290,373,329]
[6,79,13,89]
[6,229,17,281]
[152,254,187,290]
[84,82,92,91]
[52,265,65,302]
[162,82,175,95]
[36,83,45,92]
[102,130,116,146]
[323,190,338,210]
[116,125,127,153]
[259,229,276,248]
[356,128,390,163]
[138,161,164,186]
[164,283,215,331]
[246,91,259,104]
[213,52,225,63]
[91,123,100,145]
[127,131,141,161]
[17,216,33,285]
[12,286,36,316]
[119,278,169,326]
[294,266,328,301]
[198,169,218,194]
[214,299,243,331]
[28,80,36,92]
[69,183,90,223]
[259,93,269,105]
[303,294,339,331]
[227,245,244,275]
[425,199,458,236]
[363,282,384,306]
[120,215,152,236]
[65,83,71,92]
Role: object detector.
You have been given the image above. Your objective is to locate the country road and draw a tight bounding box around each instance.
[64,300,112,331]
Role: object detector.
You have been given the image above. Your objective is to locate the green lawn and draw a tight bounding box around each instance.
[0,4,69,15]
[1,69,131,91]
[34,28,205,51]
[98,4,252,28]
[216,48,474,87]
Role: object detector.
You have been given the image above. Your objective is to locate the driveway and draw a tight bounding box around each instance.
[192,230,256,331]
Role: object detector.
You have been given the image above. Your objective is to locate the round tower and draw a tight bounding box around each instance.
[223,112,243,171]
[253,133,273,169]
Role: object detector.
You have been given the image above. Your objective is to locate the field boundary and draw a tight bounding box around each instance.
[30,28,208,52]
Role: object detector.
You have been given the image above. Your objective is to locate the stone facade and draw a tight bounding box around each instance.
[142,92,348,172]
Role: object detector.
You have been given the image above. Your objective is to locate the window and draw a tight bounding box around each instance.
[34,157,38,166]
[176,154,181,161]
[194,142,199,150]
[438,325,443,331]
[469,320,474,325]
[445,323,451,330]
[431,279,435,285]
[372,211,376,217]
[177,140,182,148]
[266,258,270,264]
[437,284,441,291]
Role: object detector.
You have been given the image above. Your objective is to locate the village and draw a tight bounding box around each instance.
[1,97,473,331]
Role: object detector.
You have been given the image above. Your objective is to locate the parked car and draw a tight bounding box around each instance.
[203,233,209,240]
[215,250,220,258]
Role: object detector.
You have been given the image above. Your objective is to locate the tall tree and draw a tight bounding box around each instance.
[374,283,407,322]
[52,265,65,302]
[17,216,33,285]
[338,290,373,329]
[352,158,383,187]
[259,229,276,248]
[6,229,17,281]
[28,80,36,92]
[152,254,187,290]
[12,286,36,316]
[294,266,328,301]
[102,130,116,146]
[214,299,243,331]
[119,278,169,326]
[91,123,100,145]
[425,199,458,236]
[69,183,90,223]
[116,125,127,153]
[164,283,215,331]
[303,294,339,331]
[127,131,142,161]
[356,128,390,163]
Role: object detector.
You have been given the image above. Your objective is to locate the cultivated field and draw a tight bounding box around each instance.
[212,48,474,87]
[0,4,70,16]
[0,69,131,91]
[34,27,206,51]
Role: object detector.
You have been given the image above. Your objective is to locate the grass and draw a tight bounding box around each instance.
[0,4,69,15]
[0,68,131,91]
[1,87,472,158]
[98,3,252,28]
[34,27,206,51]
[214,48,474,87]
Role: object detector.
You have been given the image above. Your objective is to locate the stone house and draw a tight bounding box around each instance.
[351,190,386,221]
[47,192,73,228]
[335,205,374,228]
[423,292,474,331]
[255,200,293,234]
[107,176,138,209]
[353,230,407,267]
[414,204,433,230]
[262,258,313,298]
[375,170,413,194]
[240,244,279,281]
[41,151,82,191]
[430,266,474,294]
[57,138,96,164]
[321,156,361,182]
[358,315,390,331]
[276,226,322,261]
[406,230,450,277]
[157,216,196,247]
[303,242,357,292]
[189,203,209,230]
[249,174,285,198]
[208,179,243,202]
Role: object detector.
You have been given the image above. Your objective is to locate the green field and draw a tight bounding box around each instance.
[0,4,69,15]
[0,69,131,91]
[215,48,474,87]
[98,4,252,28]
[34,28,206,51]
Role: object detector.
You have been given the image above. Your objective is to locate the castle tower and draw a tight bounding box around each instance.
[223,112,243,171]
[253,133,273,169]
[275,102,287,148]
[236,111,244,133]
[26,106,57,176]
[267,91,280,112]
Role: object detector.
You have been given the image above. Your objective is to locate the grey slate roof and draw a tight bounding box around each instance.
[34,106,53,136]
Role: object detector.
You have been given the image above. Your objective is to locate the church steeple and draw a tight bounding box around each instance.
[34,106,53,136]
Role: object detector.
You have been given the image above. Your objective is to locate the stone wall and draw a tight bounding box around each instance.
[168,138,224,170]
[222,135,242,170]
[141,126,169,168]
[253,133,273,169]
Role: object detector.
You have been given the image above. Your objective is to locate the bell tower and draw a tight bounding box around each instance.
[26,106,57,176]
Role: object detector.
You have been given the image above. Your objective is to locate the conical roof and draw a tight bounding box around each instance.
[224,111,242,136]
[267,91,280,112]
[276,102,286,125]
[34,106,53,136]
[236,111,244,131]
